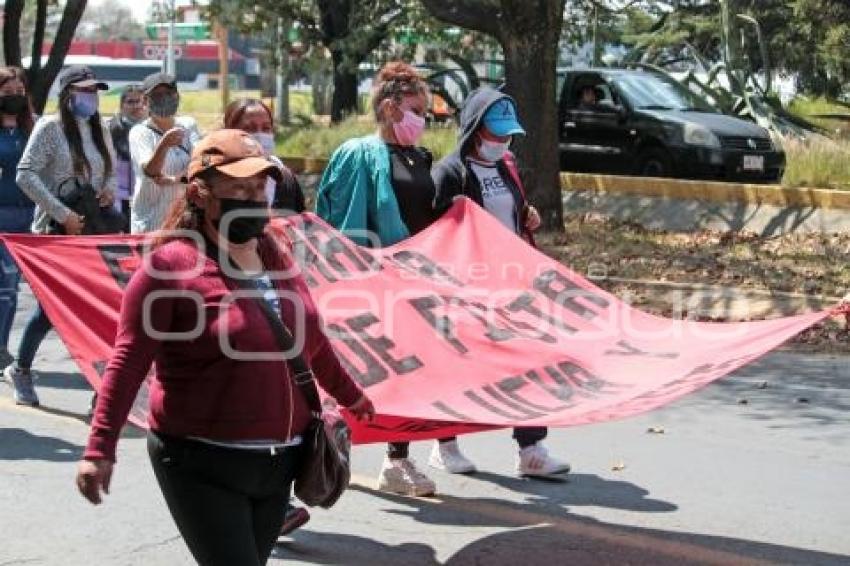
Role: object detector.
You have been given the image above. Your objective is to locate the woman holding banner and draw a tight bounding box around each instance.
[76,129,374,566]
[4,65,116,407]
[316,61,441,497]
[430,86,570,479]
[0,67,35,379]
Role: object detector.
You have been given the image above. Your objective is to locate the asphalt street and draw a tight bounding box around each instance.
[1,285,849,565]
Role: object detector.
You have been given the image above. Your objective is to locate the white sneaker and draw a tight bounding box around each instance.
[377,457,437,497]
[517,443,570,478]
[428,440,477,474]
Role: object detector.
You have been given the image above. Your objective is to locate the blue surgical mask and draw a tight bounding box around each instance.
[70,92,99,119]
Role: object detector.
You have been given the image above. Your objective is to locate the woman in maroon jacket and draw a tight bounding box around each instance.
[76,129,374,566]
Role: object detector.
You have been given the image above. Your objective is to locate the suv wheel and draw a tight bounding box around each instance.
[637,148,673,177]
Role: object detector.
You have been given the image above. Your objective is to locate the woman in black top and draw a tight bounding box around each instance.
[316,62,439,497]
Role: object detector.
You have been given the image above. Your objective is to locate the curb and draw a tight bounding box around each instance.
[561,173,850,210]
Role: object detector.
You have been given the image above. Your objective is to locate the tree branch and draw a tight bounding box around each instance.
[30,0,49,75]
[33,0,87,112]
[3,0,24,67]
[420,0,502,41]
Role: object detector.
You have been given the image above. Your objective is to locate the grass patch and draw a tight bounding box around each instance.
[788,96,850,137]
[783,138,850,190]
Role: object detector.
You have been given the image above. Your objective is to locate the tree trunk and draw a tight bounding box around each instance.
[330,49,359,123]
[28,0,88,113]
[421,0,566,232]
[500,16,564,230]
[2,0,25,67]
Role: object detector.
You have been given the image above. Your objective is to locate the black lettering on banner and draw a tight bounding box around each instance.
[464,390,540,421]
[408,295,469,354]
[533,269,609,320]
[482,384,547,418]
[286,232,334,287]
[345,313,423,375]
[494,375,572,412]
[557,360,614,394]
[432,401,474,421]
[314,236,370,277]
[683,353,762,378]
[506,292,579,335]
[494,304,557,344]
[98,244,142,289]
[325,322,388,387]
[447,296,515,343]
[604,340,679,360]
[390,250,465,288]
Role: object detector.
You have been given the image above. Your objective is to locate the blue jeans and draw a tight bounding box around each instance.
[0,206,34,351]
[17,303,51,370]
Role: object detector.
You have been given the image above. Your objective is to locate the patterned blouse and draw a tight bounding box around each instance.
[16,115,117,234]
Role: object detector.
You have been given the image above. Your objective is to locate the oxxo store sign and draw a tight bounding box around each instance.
[142,42,185,60]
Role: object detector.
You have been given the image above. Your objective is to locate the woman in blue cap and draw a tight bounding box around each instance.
[430,86,570,479]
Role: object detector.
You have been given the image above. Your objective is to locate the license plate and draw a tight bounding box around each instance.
[743,155,764,171]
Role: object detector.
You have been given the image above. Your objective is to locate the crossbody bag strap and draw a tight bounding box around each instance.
[201,238,323,415]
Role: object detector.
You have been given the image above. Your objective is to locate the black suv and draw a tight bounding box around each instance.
[558,68,785,182]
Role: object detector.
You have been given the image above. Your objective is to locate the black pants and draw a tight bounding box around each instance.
[387,427,548,459]
[147,431,303,566]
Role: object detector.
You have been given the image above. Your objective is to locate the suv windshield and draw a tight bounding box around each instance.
[613,72,716,113]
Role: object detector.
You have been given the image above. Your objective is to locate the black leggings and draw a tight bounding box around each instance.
[387,427,548,459]
[147,431,303,566]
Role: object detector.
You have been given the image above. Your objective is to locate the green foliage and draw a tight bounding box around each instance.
[276,117,458,161]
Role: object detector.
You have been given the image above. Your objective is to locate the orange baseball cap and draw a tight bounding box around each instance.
[188,129,282,181]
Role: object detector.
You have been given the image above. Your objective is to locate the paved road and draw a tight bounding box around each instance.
[1,286,849,565]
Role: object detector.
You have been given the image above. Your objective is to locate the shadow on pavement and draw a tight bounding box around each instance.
[326,484,846,566]
[0,427,82,461]
[32,371,92,392]
[467,471,677,513]
[274,534,438,565]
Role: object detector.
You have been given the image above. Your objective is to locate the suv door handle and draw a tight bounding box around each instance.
[564,122,576,129]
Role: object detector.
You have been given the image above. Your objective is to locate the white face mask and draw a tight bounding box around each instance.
[477,137,510,162]
[252,132,276,155]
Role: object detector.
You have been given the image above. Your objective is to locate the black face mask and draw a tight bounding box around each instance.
[0,94,28,115]
[213,198,269,244]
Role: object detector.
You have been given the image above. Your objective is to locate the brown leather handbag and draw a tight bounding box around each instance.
[252,288,352,508]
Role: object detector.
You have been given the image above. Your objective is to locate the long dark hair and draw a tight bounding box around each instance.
[0,66,34,135]
[58,87,113,182]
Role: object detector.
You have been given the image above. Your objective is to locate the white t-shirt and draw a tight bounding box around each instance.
[469,160,516,233]
[128,116,201,233]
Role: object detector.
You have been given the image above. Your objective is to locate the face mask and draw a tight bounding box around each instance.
[70,92,99,119]
[0,94,28,115]
[214,198,270,244]
[252,132,275,155]
[149,93,179,118]
[477,137,510,163]
[392,110,425,146]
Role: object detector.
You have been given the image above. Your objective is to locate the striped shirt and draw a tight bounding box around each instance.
[16,115,117,234]
[128,116,200,234]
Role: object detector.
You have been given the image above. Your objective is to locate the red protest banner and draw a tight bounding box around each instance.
[1,199,834,443]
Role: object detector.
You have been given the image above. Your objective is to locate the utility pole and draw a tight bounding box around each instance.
[166,0,176,75]
[216,22,230,113]
[275,18,290,124]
